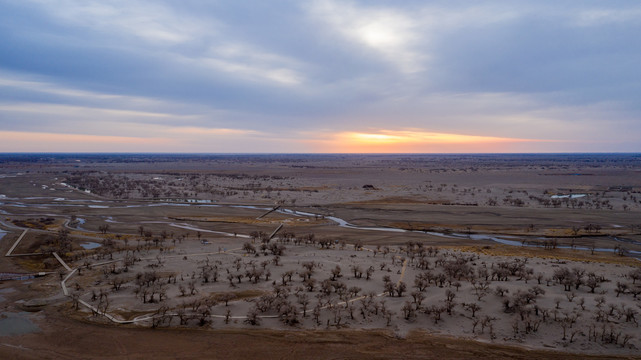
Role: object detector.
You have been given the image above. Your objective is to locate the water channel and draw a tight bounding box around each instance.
[2,197,639,259]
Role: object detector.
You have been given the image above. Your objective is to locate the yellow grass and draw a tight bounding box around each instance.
[210,289,267,301]
[169,216,328,227]
[15,256,49,271]
[447,244,641,267]
[346,196,429,205]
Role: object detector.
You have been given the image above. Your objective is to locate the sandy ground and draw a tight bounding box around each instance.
[55,240,641,355]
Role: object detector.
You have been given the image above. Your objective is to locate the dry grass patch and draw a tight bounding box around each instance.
[211,289,267,302]
[110,309,153,321]
[347,196,430,205]
[450,244,641,266]
[171,216,285,225]
[169,216,328,227]
[15,256,52,272]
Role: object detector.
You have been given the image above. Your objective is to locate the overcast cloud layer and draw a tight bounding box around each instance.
[1,0,640,152]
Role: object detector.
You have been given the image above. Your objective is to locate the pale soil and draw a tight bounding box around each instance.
[58,239,641,355]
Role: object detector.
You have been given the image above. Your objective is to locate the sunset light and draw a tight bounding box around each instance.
[342,130,534,144]
[347,132,405,144]
[320,130,544,153]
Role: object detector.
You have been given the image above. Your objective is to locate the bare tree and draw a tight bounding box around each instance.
[217,292,237,306]
[462,302,481,317]
[410,291,425,308]
[245,307,261,326]
[331,265,342,281]
[444,289,457,315]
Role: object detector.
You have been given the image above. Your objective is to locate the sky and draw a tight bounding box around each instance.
[0,0,640,153]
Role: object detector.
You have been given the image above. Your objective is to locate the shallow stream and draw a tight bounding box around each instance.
[3,197,640,258]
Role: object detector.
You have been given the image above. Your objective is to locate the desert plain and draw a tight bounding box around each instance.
[1,153,641,359]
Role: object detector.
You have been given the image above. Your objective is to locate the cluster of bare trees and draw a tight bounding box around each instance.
[64,170,298,201]
[41,228,72,255]
[132,271,172,303]
[234,254,381,327]
[69,226,641,352]
[91,289,110,316]
[373,247,641,348]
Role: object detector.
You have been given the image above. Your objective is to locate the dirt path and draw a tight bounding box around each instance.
[397,258,408,286]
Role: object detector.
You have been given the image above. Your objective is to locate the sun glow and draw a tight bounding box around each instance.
[349,132,404,144]
[319,129,546,153]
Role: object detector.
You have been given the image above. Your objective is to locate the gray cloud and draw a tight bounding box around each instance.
[0,0,639,152]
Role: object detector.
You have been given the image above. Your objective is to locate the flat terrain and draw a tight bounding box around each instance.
[1,154,641,359]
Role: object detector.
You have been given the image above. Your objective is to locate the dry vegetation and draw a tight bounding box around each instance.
[59,236,641,354]
[1,153,641,358]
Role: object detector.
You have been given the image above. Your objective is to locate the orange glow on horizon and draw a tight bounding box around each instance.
[341,130,534,144]
[348,132,405,144]
[309,130,549,153]
[0,128,552,153]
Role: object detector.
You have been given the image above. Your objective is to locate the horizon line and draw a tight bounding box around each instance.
[1,152,641,156]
